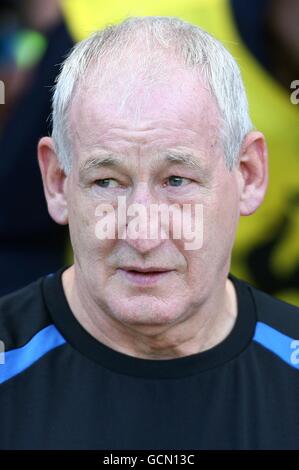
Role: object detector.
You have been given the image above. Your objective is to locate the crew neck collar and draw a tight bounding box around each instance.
[42,266,257,379]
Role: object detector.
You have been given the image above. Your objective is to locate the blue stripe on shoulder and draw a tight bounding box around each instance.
[0,324,66,385]
[253,321,299,370]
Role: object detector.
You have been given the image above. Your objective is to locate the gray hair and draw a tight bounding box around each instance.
[51,16,253,173]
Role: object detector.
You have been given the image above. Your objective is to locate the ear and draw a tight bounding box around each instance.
[37,136,68,225]
[238,131,268,216]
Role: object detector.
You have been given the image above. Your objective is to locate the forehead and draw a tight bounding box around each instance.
[69,62,222,164]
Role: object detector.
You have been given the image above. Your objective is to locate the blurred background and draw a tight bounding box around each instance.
[0,0,298,305]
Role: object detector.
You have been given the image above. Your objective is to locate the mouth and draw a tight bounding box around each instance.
[117,267,174,286]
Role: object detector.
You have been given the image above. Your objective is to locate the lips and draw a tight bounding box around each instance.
[120,266,171,273]
[117,267,173,286]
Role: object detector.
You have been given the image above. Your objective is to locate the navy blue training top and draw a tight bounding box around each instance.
[0,266,299,449]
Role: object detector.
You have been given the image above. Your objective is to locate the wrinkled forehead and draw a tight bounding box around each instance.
[69,55,222,162]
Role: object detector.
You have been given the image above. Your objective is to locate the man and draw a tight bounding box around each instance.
[0,16,298,450]
[60,0,299,306]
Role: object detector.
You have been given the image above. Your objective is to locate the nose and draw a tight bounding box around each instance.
[121,182,167,254]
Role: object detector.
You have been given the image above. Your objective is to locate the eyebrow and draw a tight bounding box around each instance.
[79,153,124,180]
[161,151,207,174]
[79,149,210,180]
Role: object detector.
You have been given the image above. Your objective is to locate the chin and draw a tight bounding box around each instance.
[107,296,185,327]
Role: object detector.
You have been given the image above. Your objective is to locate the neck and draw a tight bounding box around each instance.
[62,265,238,360]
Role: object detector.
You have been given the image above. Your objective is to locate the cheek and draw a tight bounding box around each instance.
[206,182,239,253]
[68,195,115,259]
[184,181,239,268]
[69,202,91,244]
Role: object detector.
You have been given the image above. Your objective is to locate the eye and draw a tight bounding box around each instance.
[164,176,192,187]
[94,178,119,188]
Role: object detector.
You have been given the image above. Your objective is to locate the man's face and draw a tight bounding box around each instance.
[65,63,242,328]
